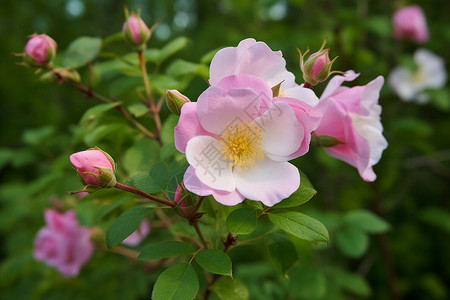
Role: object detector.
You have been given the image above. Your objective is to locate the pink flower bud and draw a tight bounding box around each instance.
[24,34,57,67]
[70,148,116,187]
[122,14,151,50]
[393,5,429,43]
[174,184,190,216]
[34,209,94,277]
[166,89,191,116]
[122,219,151,246]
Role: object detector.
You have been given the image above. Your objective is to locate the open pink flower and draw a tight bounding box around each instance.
[34,209,94,277]
[393,5,429,43]
[209,38,319,106]
[175,74,320,206]
[70,149,115,187]
[315,71,388,182]
[122,219,151,246]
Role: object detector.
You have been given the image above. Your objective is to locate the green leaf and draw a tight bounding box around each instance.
[194,249,232,276]
[420,207,450,233]
[161,115,179,145]
[158,37,191,63]
[343,210,390,233]
[63,36,102,68]
[83,123,127,145]
[332,268,371,297]
[123,139,160,175]
[265,234,298,276]
[335,227,368,258]
[226,208,258,235]
[79,102,122,125]
[272,171,316,208]
[22,126,54,146]
[152,263,199,300]
[268,210,329,242]
[167,59,209,78]
[126,161,169,194]
[210,277,249,300]
[138,241,194,260]
[127,103,149,118]
[105,206,154,248]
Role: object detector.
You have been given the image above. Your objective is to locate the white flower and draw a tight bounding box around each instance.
[389,49,447,103]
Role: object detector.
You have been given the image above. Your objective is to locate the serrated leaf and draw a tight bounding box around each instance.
[152,263,198,300]
[335,227,368,258]
[106,206,154,248]
[210,277,249,300]
[194,249,232,276]
[63,36,102,68]
[268,210,329,242]
[79,102,122,125]
[265,234,298,276]
[226,208,258,235]
[343,210,390,233]
[138,241,194,260]
[272,171,316,209]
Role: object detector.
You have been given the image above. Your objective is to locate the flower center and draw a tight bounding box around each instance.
[220,121,264,170]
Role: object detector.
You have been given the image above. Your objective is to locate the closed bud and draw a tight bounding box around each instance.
[122,8,151,51]
[166,89,190,116]
[24,34,57,68]
[299,38,342,86]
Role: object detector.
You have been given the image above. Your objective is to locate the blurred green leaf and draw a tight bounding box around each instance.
[123,139,160,175]
[210,277,249,300]
[127,161,169,194]
[272,171,316,209]
[265,234,298,276]
[152,263,198,300]
[194,249,232,276]
[158,37,191,63]
[343,210,390,233]
[127,103,149,118]
[268,210,329,242]
[365,16,391,38]
[335,227,368,258]
[106,205,154,248]
[79,102,122,125]
[63,36,102,68]
[420,207,450,233]
[22,126,54,146]
[167,59,209,78]
[161,115,179,145]
[332,268,371,297]
[138,241,194,260]
[226,208,258,235]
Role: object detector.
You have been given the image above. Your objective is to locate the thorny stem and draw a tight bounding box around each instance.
[114,182,175,208]
[138,51,162,135]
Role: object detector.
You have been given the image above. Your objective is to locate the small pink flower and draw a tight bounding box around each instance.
[393,5,429,43]
[24,34,57,66]
[314,71,388,182]
[34,209,94,277]
[122,14,151,47]
[175,74,320,206]
[70,148,116,187]
[122,219,151,246]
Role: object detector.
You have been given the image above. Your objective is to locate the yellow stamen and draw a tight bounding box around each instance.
[220,120,264,170]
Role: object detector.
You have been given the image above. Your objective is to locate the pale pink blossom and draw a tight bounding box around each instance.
[209,38,319,106]
[34,209,94,277]
[122,219,151,246]
[70,149,115,186]
[389,49,447,103]
[393,5,429,43]
[315,71,388,182]
[24,34,57,66]
[175,74,321,206]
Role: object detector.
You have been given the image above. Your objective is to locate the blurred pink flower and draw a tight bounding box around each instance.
[175,74,320,206]
[24,34,57,66]
[315,71,388,182]
[70,149,115,187]
[34,209,94,277]
[393,5,429,43]
[122,219,151,246]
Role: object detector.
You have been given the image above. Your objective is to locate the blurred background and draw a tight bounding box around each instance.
[1,0,449,299]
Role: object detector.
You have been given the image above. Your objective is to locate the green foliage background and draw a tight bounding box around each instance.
[1,0,450,299]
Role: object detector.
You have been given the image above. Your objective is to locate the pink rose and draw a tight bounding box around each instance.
[393,5,429,43]
[175,74,320,206]
[24,34,57,66]
[34,209,94,277]
[314,71,388,181]
[122,14,151,46]
[122,219,151,246]
[70,148,116,187]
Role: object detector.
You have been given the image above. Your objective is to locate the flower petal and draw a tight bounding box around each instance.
[282,85,319,106]
[321,70,360,100]
[185,136,235,191]
[254,102,303,159]
[234,159,300,207]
